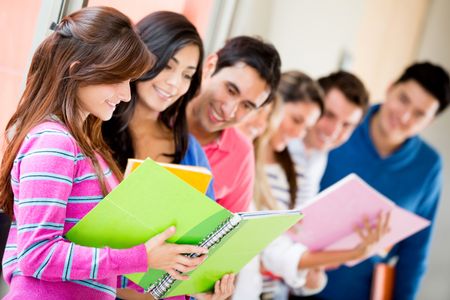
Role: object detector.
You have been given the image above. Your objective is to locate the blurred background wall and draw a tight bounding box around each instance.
[1,0,449,298]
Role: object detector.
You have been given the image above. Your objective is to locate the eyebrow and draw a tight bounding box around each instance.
[226,81,258,109]
[245,101,258,110]
[171,56,197,70]
[227,81,240,95]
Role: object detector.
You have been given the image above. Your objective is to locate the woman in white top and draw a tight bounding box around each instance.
[234,71,389,300]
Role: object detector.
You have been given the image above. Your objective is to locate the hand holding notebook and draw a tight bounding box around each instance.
[143,225,208,281]
[290,174,430,267]
[66,158,302,298]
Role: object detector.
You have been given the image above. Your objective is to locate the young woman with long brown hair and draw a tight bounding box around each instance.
[0,7,209,299]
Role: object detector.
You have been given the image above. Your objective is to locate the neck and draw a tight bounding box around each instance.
[129,99,174,160]
[186,99,221,145]
[302,134,319,155]
[132,99,159,123]
[370,112,403,157]
[265,144,277,164]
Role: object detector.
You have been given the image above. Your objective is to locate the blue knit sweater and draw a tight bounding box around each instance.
[318,105,442,300]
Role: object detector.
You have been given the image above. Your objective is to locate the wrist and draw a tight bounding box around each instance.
[352,245,368,259]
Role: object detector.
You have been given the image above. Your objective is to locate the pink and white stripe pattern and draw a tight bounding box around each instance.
[2,121,148,299]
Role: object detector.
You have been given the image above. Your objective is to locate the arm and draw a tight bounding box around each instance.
[262,236,328,295]
[391,162,442,300]
[261,235,309,288]
[14,131,148,281]
[291,268,328,296]
[299,212,391,269]
[15,131,208,284]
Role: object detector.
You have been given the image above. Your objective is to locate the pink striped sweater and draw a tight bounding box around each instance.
[2,121,148,299]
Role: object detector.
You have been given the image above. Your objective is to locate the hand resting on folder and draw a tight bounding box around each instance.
[117,225,220,300]
[117,272,235,300]
[297,211,391,270]
[144,226,208,280]
[193,274,236,300]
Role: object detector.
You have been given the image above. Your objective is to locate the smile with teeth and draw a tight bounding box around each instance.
[317,132,332,144]
[106,100,119,108]
[154,86,174,100]
[209,107,225,123]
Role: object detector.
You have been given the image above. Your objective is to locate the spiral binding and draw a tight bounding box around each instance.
[146,214,242,299]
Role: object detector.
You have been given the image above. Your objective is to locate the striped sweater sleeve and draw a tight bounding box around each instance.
[12,128,148,281]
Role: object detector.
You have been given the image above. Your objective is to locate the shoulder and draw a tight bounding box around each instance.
[223,127,253,152]
[417,138,442,166]
[21,121,79,154]
[186,134,204,152]
[182,134,211,168]
[415,138,443,182]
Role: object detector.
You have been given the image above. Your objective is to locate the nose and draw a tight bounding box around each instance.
[117,81,131,102]
[220,100,238,121]
[165,71,181,88]
[322,118,342,139]
[291,123,307,140]
[399,109,412,125]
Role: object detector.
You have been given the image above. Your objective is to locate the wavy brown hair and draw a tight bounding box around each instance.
[0,6,153,218]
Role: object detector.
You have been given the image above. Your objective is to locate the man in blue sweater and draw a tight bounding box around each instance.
[316,62,450,300]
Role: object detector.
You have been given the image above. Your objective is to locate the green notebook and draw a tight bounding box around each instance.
[65,158,302,298]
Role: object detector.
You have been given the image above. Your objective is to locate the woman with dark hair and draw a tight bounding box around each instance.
[102,11,233,300]
[0,6,211,300]
[103,11,213,201]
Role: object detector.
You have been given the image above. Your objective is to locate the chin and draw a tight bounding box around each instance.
[275,143,287,152]
[100,113,114,121]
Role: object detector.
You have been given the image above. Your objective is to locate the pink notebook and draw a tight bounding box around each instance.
[289,174,430,266]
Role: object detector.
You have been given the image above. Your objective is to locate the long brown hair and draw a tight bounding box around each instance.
[275,71,323,208]
[253,95,284,210]
[0,6,153,218]
[254,71,324,210]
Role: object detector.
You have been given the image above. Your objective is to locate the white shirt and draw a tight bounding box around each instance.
[288,139,328,207]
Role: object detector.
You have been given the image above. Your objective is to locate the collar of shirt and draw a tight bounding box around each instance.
[202,127,235,154]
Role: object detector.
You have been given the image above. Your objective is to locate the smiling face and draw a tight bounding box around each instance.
[270,101,321,152]
[190,56,270,135]
[304,88,363,151]
[376,80,439,142]
[136,44,200,113]
[77,80,131,121]
[237,103,273,141]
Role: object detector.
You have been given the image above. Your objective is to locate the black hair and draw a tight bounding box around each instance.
[213,36,282,106]
[395,62,450,115]
[318,70,369,115]
[102,11,204,170]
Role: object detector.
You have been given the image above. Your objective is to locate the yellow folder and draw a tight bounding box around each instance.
[125,158,212,194]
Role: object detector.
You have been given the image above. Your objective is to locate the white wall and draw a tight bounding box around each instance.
[228,0,365,78]
[228,0,273,39]
[417,0,450,299]
[267,0,364,77]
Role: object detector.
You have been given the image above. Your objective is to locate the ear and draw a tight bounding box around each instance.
[203,53,218,79]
